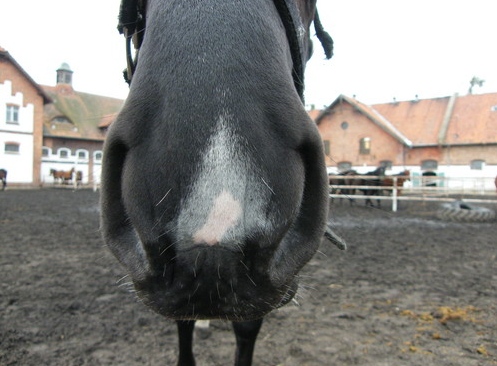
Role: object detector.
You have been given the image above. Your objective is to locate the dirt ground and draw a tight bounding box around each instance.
[1,188,496,366]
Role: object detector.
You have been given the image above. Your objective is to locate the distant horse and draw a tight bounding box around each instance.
[101,1,336,365]
[357,166,386,207]
[76,171,83,186]
[329,169,358,205]
[382,170,411,196]
[50,168,75,184]
[0,169,7,191]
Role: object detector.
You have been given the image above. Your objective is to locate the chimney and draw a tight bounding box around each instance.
[56,62,73,85]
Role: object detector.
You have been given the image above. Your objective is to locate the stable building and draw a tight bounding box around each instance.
[313,93,497,186]
[40,63,123,185]
[0,47,51,186]
[0,48,124,187]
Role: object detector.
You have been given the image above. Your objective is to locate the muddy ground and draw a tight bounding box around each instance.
[1,188,496,366]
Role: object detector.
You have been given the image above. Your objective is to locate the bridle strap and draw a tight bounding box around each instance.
[124,28,135,84]
[272,0,306,100]
[118,0,145,85]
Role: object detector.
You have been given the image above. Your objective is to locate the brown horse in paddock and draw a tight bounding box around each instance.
[382,170,411,195]
[50,168,75,184]
[329,169,359,205]
[0,169,7,191]
[101,1,338,365]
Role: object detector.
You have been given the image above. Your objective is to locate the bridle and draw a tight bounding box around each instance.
[117,0,146,85]
[117,0,332,101]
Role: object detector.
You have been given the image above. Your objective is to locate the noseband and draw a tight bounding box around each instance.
[117,0,333,101]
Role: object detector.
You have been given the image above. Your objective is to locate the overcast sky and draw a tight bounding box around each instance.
[1,1,496,108]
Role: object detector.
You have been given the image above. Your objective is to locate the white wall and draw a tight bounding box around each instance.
[0,80,35,183]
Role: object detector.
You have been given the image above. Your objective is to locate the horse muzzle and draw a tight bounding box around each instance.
[131,244,298,321]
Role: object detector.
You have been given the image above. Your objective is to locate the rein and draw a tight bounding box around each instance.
[117,0,333,100]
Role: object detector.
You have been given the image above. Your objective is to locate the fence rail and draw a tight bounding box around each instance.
[329,175,497,212]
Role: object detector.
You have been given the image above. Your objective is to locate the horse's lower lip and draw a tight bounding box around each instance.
[134,274,298,321]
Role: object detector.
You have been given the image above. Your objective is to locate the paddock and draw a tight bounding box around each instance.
[1,189,495,365]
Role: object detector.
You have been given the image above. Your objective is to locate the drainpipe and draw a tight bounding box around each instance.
[438,93,458,145]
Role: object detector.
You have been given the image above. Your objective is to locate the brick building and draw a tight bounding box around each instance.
[313,94,497,182]
[0,47,52,186]
[0,48,123,186]
[40,63,123,185]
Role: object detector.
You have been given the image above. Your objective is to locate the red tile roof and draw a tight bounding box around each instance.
[373,96,451,146]
[314,93,497,147]
[444,93,497,145]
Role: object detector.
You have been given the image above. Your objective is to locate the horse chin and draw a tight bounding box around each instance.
[130,245,299,321]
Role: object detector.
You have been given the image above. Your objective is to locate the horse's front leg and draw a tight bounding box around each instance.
[232,318,263,366]
[176,320,196,366]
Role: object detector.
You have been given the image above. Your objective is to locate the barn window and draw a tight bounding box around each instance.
[6,104,19,124]
[470,159,485,170]
[421,159,438,171]
[58,148,71,159]
[359,137,371,155]
[337,161,352,172]
[77,150,88,160]
[5,142,20,153]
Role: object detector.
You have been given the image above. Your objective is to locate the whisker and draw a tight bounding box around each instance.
[155,188,172,206]
[245,274,257,286]
[116,274,129,284]
[261,177,275,195]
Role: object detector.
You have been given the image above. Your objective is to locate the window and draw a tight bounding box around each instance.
[42,147,50,157]
[380,160,392,170]
[5,142,20,153]
[470,159,485,170]
[57,71,72,84]
[94,151,103,161]
[337,161,352,172]
[341,121,349,130]
[359,137,371,155]
[53,116,71,124]
[421,159,438,171]
[77,150,88,160]
[323,140,330,156]
[58,148,70,159]
[6,104,19,124]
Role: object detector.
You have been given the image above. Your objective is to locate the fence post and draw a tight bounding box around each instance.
[392,177,398,212]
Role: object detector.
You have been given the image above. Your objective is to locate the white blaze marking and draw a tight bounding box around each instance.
[193,190,242,245]
[176,111,271,249]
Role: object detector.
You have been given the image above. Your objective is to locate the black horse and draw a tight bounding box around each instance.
[101,1,335,365]
[357,166,386,207]
[0,169,6,191]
